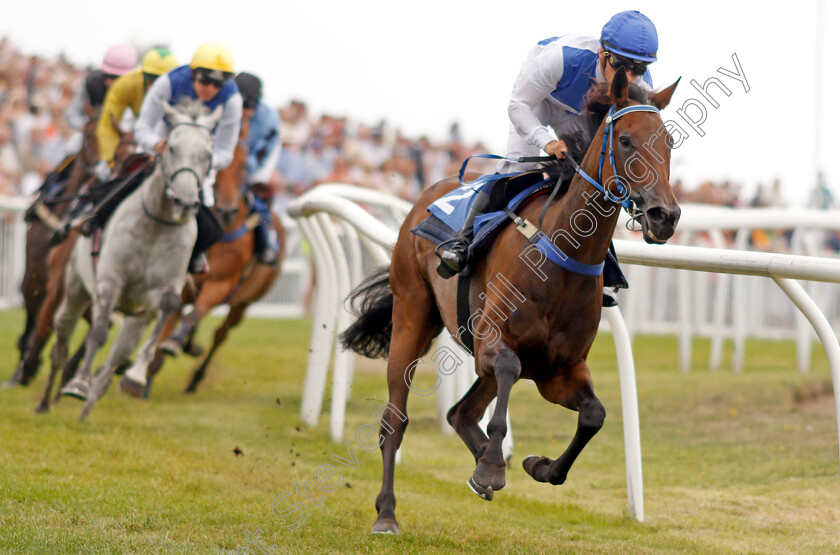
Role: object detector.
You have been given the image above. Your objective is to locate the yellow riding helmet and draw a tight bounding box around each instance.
[141,47,179,76]
[190,41,235,74]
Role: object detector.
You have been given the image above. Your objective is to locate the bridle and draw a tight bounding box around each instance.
[143,121,213,226]
[558,103,661,230]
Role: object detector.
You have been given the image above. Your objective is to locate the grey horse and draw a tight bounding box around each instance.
[37,99,223,420]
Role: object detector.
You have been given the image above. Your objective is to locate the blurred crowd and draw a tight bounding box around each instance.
[0,37,836,254]
[0,37,498,209]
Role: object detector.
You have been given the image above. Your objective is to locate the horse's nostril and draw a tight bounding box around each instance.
[646,207,666,224]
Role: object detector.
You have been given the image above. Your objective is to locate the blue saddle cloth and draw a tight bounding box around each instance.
[411,173,554,254]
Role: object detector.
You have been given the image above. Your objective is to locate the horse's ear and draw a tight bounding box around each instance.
[161,101,180,123]
[610,70,629,106]
[651,77,681,110]
[202,104,224,128]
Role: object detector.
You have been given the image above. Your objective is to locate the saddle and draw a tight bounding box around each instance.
[412,168,627,353]
[412,171,554,255]
[23,154,77,225]
[79,153,155,236]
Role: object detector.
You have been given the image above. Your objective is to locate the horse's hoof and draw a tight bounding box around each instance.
[472,460,506,491]
[34,404,49,413]
[522,455,552,483]
[159,339,182,357]
[467,477,494,501]
[61,379,89,400]
[119,376,146,398]
[114,358,133,376]
[370,517,400,535]
[1,379,21,390]
[184,343,204,358]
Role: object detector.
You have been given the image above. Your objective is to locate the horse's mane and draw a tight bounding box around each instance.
[541,82,652,185]
[173,97,212,121]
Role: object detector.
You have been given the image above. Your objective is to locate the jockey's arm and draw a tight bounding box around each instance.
[246,102,281,180]
[135,73,171,154]
[508,78,565,156]
[210,93,243,170]
[96,72,139,164]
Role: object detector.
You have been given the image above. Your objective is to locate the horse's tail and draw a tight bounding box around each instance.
[339,266,393,359]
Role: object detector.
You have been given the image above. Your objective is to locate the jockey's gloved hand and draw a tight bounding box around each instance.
[94,159,113,182]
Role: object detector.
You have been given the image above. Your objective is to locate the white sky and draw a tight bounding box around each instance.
[3,1,837,205]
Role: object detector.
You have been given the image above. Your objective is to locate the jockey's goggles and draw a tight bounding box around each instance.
[193,68,229,89]
[605,52,648,77]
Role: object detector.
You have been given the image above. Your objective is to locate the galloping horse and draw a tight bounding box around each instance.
[39,99,221,419]
[340,73,681,533]
[7,117,100,387]
[12,118,139,394]
[140,117,285,395]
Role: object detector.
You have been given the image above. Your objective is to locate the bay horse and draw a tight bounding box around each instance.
[6,117,100,387]
[41,99,221,419]
[140,116,285,395]
[340,72,680,534]
[10,117,139,395]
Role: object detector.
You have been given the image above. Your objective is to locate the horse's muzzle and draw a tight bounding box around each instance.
[641,205,681,244]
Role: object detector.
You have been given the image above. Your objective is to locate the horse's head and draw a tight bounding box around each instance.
[80,117,100,168]
[213,117,250,228]
[599,72,681,244]
[160,100,223,223]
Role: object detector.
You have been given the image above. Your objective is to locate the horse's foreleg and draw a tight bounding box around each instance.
[524,361,605,486]
[120,289,181,397]
[80,315,149,420]
[467,346,520,500]
[62,278,120,403]
[184,302,246,393]
[446,376,497,462]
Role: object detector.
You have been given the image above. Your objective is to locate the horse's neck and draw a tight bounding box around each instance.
[542,146,621,265]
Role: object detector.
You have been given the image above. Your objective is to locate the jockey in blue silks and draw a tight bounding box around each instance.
[135,41,243,273]
[234,72,282,266]
[437,10,659,300]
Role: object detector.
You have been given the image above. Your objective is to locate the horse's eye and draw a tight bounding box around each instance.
[619,136,632,148]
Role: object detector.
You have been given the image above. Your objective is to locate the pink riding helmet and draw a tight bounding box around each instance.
[101,43,137,76]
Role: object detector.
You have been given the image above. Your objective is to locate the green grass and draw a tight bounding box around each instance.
[0,309,838,554]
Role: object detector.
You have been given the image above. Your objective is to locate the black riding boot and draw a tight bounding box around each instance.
[435,192,490,279]
[188,204,225,274]
[253,218,280,266]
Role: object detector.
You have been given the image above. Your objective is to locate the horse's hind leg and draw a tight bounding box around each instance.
[446,376,497,462]
[466,344,520,500]
[21,252,73,389]
[372,296,440,535]
[523,361,605,486]
[36,280,88,412]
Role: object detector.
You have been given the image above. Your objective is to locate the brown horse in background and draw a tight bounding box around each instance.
[6,117,100,387]
[138,117,285,396]
[340,73,681,534]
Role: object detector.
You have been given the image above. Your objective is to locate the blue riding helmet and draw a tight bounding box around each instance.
[600,10,658,63]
